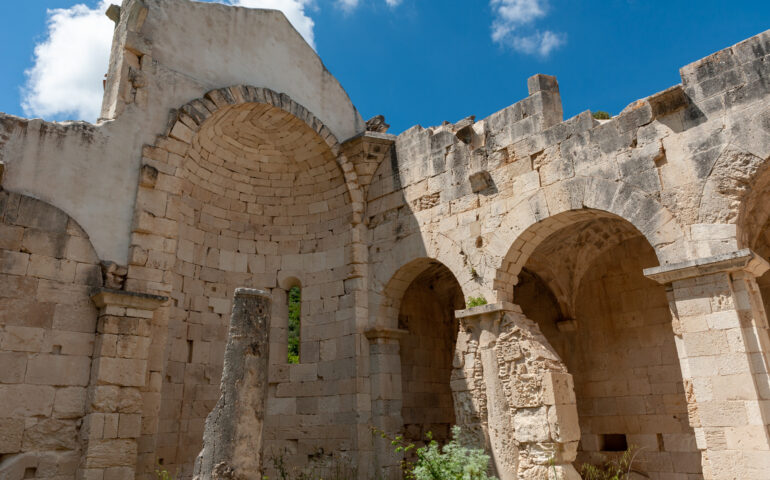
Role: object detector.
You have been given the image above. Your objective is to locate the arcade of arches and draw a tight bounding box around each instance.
[2,23,770,480]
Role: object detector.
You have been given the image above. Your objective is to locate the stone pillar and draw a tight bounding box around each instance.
[78,288,167,480]
[454,303,580,480]
[193,288,271,480]
[364,327,407,480]
[645,249,770,479]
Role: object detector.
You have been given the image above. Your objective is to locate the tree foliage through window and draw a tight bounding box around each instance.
[287,285,301,364]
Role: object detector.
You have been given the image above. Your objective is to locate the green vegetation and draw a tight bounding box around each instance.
[580,447,641,480]
[592,110,611,120]
[155,464,177,480]
[288,285,301,364]
[466,296,488,308]
[376,425,496,480]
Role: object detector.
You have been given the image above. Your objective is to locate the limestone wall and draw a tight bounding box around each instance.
[0,2,769,477]
[0,191,101,480]
[0,0,364,265]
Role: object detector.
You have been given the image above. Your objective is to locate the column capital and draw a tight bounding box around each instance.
[643,248,770,285]
[364,327,408,342]
[90,287,168,312]
[234,287,270,299]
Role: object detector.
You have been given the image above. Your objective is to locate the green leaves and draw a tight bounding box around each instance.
[288,286,301,364]
[466,296,488,308]
[408,427,496,480]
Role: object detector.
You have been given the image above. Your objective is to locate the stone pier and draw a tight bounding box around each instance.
[193,288,271,480]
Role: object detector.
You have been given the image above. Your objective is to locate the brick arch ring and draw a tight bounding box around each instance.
[485,176,686,303]
[126,86,367,296]
[164,85,365,224]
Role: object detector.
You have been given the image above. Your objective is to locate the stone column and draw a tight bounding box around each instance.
[645,249,770,479]
[78,288,167,480]
[193,288,271,480]
[454,302,580,480]
[364,327,407,480]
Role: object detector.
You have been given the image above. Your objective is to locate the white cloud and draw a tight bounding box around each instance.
[490,0,565,57]
[336,0,359,11]
[21,1,114,121]
[512,30,565,56]
[21,0,317,122]
[232,0,315,47]
[337,0,402,11]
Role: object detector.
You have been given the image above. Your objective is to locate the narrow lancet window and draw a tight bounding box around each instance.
[287,285,301,364]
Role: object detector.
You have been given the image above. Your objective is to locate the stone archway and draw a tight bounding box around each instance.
[125,86,367,478]
[504,209,701,478]
[368,256,582,480]
[487,179,685,303]
[366,258,465,479]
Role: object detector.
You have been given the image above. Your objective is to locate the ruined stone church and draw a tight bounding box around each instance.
[1,0,769,479]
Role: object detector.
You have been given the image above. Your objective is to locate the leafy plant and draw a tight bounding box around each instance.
[155,464,178,480]
[592,111,611,120]
[466,296,488,308]
[579,447,642,480]
[287,285,301,364]
[376,425,496,480]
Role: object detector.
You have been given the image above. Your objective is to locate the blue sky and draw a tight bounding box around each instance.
[0,0,768,134]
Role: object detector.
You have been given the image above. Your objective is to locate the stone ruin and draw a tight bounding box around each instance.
[0,0,769,479]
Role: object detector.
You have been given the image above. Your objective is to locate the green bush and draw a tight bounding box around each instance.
[378,426,496,480]
[155,465,177,480]
[579,447,641,480]
[592,111,611,120]
[466,296,488,308]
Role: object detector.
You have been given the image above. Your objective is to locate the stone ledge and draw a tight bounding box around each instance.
[455,301,522,319]
[341,130,397,146]
[364,327,408,341]
[234,287,270,298]
[644,248,770,284]
[90,287,168,311]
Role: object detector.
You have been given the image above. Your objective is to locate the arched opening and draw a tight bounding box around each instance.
[398,261,465,447]
[741,167,770,319]
[148,98,355,477]
[287,284,301,364]
[511,211,702,478]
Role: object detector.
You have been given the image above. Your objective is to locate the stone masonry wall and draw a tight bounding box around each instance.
[0,191,101,479]
[0,6,769,477]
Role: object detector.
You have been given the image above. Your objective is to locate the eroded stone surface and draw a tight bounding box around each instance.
[0,2,769,479]
[194,288,271,480]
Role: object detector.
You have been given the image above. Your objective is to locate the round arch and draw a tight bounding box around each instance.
[371,256,467,331]
[123,86,367,477]
[163,85,362,221]
[487,177,684,302]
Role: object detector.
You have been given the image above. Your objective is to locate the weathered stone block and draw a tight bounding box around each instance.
[93,357,147,387]
[22,418,78,450]
[0,417,23,453]
[82,439,138,468]
[25,354,91,386]
[513,407,550,443]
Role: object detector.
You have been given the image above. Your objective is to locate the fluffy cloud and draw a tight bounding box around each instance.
[21,0,316,122]
[337,0,359,11]
[232,0,315,47]
[337,0,401,11]
[21,1,114,121]
[490,0,565,57]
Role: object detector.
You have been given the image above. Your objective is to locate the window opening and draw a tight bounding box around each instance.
[287,285,301,364]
